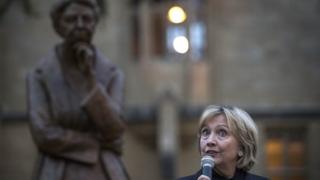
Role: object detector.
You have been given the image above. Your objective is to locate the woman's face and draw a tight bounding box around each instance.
[199,114,240,171]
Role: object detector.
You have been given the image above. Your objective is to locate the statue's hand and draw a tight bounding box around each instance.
[73,42,96,90]
[74,42,95,76]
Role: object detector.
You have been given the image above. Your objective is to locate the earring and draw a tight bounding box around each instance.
[238,151,243,157]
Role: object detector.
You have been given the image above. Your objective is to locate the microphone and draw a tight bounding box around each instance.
[201,155,214,179]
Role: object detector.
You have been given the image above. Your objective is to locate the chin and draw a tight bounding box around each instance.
[67,33,92,44]
[70,38,92,45]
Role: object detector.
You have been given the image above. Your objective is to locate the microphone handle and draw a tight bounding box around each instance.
[202,165,212,179]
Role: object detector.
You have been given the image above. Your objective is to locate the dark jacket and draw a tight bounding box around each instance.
[178,168,269,180]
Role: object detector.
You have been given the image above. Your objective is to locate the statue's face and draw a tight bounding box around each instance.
[59,3,97,44]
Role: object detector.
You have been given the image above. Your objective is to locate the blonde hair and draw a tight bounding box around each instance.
[198,105,258,171]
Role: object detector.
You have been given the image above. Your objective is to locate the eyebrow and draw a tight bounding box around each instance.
[214,124,229,129]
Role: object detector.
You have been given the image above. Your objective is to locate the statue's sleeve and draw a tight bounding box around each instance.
[27,70,100,164]
[81,68,126,154]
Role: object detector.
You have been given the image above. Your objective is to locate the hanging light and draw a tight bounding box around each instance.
[167,5,187,24]
[173,36,189,54]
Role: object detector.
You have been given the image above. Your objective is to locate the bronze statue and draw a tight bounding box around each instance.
[26,0,129,179]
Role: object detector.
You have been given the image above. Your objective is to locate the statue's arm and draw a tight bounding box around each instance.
[27,71,100,164]
[81,68,126,154]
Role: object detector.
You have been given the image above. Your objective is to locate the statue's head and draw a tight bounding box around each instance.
[50,0,101,44]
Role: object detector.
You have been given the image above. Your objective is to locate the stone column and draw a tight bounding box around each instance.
[139,0,152,62]
[157,91,179,180]
[307,122,320,179]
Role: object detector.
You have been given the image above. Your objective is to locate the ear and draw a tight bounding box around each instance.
[238,151,243,157]
[238,146,244,157]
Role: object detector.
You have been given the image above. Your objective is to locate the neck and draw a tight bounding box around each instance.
[214,165,237,179]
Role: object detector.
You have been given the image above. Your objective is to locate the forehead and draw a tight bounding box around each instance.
[63,3,94,16]
[203,114,228,127]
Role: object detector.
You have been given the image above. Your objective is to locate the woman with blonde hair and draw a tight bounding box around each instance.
[178,105,269,180]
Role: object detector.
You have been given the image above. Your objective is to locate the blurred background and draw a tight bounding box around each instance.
[1,0,320,179]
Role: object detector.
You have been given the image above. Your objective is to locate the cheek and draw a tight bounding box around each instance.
[222,140,240,156]
[88,24,96,31]
[89,22,95,28]
[199,139,206,154]
[57,23,73,36]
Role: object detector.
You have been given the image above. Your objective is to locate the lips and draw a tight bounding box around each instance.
[67,28,92,43]
[205,150,219,157]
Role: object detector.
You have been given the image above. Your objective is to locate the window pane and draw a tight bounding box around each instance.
[190,22,206,60]
[266,126,307,180]
[266,138,284,168]
[288,141,304,167]
[270,175,284,180]
[290,175,304,180]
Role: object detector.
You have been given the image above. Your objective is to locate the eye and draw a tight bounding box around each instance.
[82,15,94,23]
[217,129,228,137]
[63,15,76,23]
[200,127,211,138]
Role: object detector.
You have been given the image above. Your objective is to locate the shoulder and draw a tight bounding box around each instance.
[28,49,58,79]
[95,50,116,70]
[95,50,124,79]
[177,175,197,180]
[177,170,201,180]
[245,172,269,180]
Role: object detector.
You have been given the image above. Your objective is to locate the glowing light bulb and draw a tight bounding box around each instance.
[173,36,189,54]
[167,6,187,24]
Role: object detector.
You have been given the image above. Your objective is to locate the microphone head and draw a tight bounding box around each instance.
[201,155,215,168]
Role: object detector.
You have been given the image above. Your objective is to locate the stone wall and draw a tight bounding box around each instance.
[208,0,320,108]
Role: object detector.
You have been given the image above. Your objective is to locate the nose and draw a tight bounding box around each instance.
[76,17,84,28]
[206,133,217,147]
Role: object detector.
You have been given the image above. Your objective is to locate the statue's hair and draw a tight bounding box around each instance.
[50,0,101,36]
[198,105,258,171]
